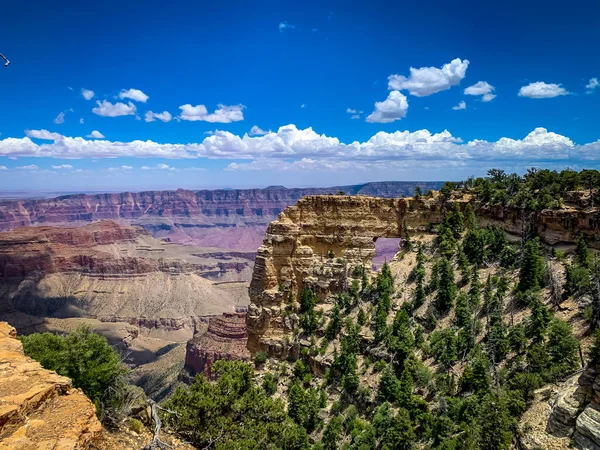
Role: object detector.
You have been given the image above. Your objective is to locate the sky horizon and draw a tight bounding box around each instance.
[1,0,599,191]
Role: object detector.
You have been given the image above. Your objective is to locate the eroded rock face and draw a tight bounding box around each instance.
[0,322,102,449]
[247,194,600,355]
[0,221,240,333]
[184,312,251,380]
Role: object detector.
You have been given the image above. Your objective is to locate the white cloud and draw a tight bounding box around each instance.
[586,78,599,93]
[54,112,65,124]
[86,130,105,139]
[144,111,172,123]
[92,100,137,117]
[1,125,598,169]
[0,166,6,170]
[80,118,84,124]
[107,165,133,172]
[452,101,467,110]
[518,82,570,99]
[25,129,64,140]
[141,163,175,171]
[388,58,469,97]
[178,104,245,123]
[278,22,295,32]
[17,165,39,170]
[346,108,364,119]
[366,91,409,123]
[464,81,496,102]
[119,88,149,103]
[67,86,73,91]
[249,126,268,136]
[51,164,73,169]
[300,104,306,108]
[81,89,95,100]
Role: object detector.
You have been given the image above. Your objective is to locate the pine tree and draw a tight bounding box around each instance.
[439,223,457,259]
[435,258,457,313]
[299,287,318,335]
[478,393,512,450]
[325,304,342,340]
[413,244,427,309]
[468,268,481,309]
[576,233,591,268]
[456,244,470,284]
[342,353,360,396]
[546,319,580,378]
[517,238,545,292]
[378,366,399,402]
[464,203,478,230]
[322,415,343,450]
[591,258,600,330]
[402,225,413,252]
[397,367,414,409]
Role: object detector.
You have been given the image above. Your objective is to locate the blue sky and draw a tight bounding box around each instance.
[0,0,599,192]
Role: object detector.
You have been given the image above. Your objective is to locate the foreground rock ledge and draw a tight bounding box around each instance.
[0,322,102,449]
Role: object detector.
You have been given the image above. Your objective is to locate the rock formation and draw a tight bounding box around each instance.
[0,321,102,449]
[184,312,251,380]
[0,221,243,337]
[247,194,600,355]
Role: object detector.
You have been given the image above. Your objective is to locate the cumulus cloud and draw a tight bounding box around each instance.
[93,100,137,117]
[107,165,133,172]
[366,91,409,123]
[80,118,84,124]
[81,89,95,100]
[52,164,73,169]
[54,112,65,124]
[586,78,599,94]
[86,130,105,139]
[300,104,306,108]
[518,82,570,99]
[141,163,175,171]
[17,165,39,170]
[178,104,245,123]
[346,108,363,119]
[452,101,467,110]
[119,88,149,103]
[249,126,268,136]
[278,22,295,32]
[2,125,599,173]
[464,81,496,102]
[25,129,64,140]
[0,166,6,170]
[388,58,469,97]
[145,111,172,123]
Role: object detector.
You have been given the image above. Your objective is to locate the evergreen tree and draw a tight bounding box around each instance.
[526,298,553,341]
[576,233,592,268]
[546,319,580,378]
[456,244,470,284]
[464,228,486,266]
[378,366,399,403]
[413,244,427,309]
[464,203,478,230]
[402,225,413,252]
[356,307,367,327]
[590,257,600,331]
[322,415,343,450]
[397,367,414,409]
[446,205,465,239]
[468,268,482,309]
[435,258,457,313]
[342,353,360,396]
[439,223,457,259]
[325,304,342,340]
[478,393,513,450]
[517,238,545,292]
[299,287,318,335]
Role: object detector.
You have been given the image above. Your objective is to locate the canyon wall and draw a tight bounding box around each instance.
[183,312,250,380]
[247,194,600,355]
[0,183,443,251]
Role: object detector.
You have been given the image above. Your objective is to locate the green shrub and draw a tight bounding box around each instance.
[20,326,131,422]
[254,351,269,366]
[129,417,143,434]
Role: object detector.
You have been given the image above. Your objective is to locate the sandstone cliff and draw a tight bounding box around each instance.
[184,312,250,380]
[0,322,102,449]
[247,194,600,355]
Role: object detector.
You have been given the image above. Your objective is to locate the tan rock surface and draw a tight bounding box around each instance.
[0,322,102,449]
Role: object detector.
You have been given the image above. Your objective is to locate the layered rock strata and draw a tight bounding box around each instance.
[247,194,600,355]
[0,322,102,449]
[184,312,250,380]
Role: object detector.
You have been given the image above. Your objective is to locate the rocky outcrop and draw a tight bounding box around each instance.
[0,322,102,449]
[247,194,600,355]
[184,312,250,380]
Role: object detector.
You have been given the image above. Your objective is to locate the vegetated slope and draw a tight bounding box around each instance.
[162,168,600,450]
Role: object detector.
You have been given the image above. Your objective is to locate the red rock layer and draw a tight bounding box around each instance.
[184,312,250,380]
